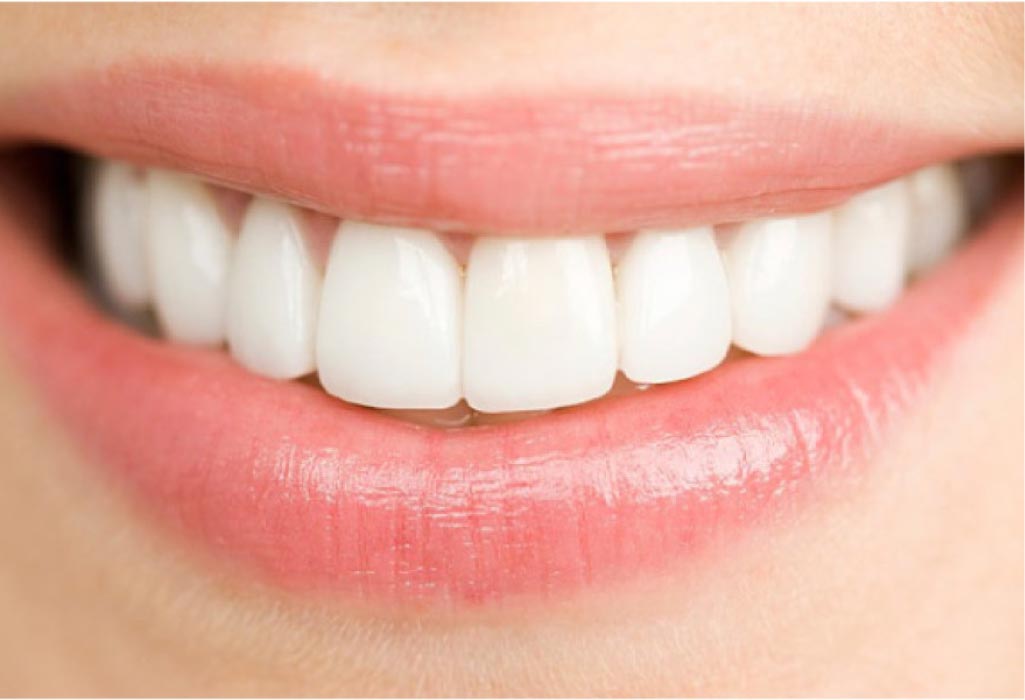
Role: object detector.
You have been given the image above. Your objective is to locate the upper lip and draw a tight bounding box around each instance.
[0,60,1012,234]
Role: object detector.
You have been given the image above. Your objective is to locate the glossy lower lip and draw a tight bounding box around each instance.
[0,62,1012,234]
[0,152,1019,605]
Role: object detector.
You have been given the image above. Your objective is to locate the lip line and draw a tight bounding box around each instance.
[0,61,1012,235]
[0,151,1019,604]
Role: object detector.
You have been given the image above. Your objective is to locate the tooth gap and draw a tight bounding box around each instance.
[439,231,475,267]
[296,207,340,271]
[605,231,635,265]
[207,183,252,234]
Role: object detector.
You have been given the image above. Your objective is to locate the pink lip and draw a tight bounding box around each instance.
[0,152,1019,604]
[0,62,1011,234]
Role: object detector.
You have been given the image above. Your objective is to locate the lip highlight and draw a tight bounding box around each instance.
[0,150,1019,604]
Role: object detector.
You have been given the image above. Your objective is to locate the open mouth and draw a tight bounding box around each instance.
[0,63,1020,605]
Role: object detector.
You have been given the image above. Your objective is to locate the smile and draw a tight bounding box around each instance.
[0,62,1019,605]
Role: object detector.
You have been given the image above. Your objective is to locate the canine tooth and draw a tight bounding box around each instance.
[146,170,233,345]
[616,227,731,383]
[907,164,968,273]
[463,236,617,412]
[725,213,832,356]
[90,160,149,308]
[317,222,462,409]
[831,180,911,312]
[226,198,320,379]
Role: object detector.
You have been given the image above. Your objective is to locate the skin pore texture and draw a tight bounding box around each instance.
[0,4,1021,696]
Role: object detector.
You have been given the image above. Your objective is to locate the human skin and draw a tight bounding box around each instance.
[0,3,1021,696]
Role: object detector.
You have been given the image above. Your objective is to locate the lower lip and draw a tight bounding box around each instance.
[0,160,1019,606]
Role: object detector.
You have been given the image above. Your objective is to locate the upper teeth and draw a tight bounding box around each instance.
[227,197,320,380]
[464,235,619,412]
[86,160,970,415]
[725,211,834,356]
[318,221,464,410]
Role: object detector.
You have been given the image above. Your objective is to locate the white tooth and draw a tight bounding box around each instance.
[907,164,968,273]
[145,169,232,345]
[831,180,911,312]
[316,222,462,409]
[90,160,149,308]
[226,198,320,379]
[463,236,617,412]
[724,213,832,356]
[616,227,731,384]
